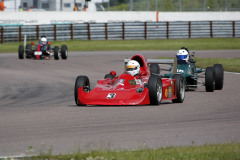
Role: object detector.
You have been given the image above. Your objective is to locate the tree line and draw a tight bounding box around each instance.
[102,0,240,11]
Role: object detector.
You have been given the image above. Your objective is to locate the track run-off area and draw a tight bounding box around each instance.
[0,50,240,157]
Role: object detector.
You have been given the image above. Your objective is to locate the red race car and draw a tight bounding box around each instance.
[74,55,185,106]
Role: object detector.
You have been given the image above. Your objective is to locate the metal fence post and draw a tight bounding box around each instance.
[210,21,213,38]
[144,22,147,40]
[71,24,73,40]
[105,23,108,40]
[122,22,125,40]
[1,27,3,44]
[87,23,91,40]
[19,26,22,42]
[36,25,39,40]
[232,21,235,38]
[188,21,191,38]
[54,25,57,41]
[166,22,169,39]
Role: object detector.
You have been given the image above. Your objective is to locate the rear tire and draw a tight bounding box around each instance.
[25,44,32,58]
[172,74,185,103]
[54,46,59,60]
[74,76,90,106]
[214,64,224,90]
[25,44,32,52]
[150,64,160,75]
[18,45,24,59]
[148,75,162,105]
[61,45,68,60]
[205,67,215,92]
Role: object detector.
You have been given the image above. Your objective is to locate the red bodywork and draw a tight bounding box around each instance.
[35,44,41,60]
[77,55,178,105]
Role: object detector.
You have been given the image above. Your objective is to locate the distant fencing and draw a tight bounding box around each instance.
[1,21,240,43]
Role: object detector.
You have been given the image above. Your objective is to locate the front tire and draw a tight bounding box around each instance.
[214,64,224,90]
[18,45,24,59]
[54,46,59,60]
[148,75,162,105]
[172,74,185,103]
[61,45,68,60]
[74,76,90,106]
[205,67,215,92]
[25,44,32,52]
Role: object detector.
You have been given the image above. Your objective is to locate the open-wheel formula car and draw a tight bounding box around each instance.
[74,55,185,106]
[163,48,224,92]
[18,37,68,60]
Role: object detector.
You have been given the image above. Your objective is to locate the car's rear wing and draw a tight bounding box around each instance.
[147,58,177,74]
[147,59,174,64]
[124,57,178,75]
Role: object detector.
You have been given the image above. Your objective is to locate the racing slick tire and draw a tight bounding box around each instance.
[150,64,160,75]
[148,75,162,105]
[18,45,24,59]
[172,74,185,103]
[205,67,215,92]
[25,44,32,59]
[74,75,90,106]
[104,74,114,80]
[54,46,59,60]
[214,64,224,90]
[60,45,68,60]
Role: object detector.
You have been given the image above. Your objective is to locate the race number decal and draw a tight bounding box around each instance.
[34,51,42,55]
[107,93,116,99]
[177,69,184,73]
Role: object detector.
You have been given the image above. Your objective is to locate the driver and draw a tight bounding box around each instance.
[39,36,51,51]
[126,60,140,77]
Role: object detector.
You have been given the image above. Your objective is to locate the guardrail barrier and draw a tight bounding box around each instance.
[0,21,239,43]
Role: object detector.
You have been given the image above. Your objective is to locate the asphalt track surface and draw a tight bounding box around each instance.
[0,50,240,157]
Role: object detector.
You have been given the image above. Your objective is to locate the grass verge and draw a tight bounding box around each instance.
[195,58,240,73]
[25,143,240,160]
[1,38,240,53]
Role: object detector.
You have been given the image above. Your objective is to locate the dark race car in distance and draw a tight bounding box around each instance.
[18,41,68,60]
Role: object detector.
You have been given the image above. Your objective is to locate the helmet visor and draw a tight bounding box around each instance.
[126,67,138,71]
[176,55,187,60]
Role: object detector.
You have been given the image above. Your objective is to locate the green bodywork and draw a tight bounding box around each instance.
[164,61,203,89]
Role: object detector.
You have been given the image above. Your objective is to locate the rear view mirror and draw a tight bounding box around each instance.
[110,71,117,77]
[191,52,195,57]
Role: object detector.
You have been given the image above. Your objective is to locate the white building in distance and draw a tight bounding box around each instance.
[5,0,106,11]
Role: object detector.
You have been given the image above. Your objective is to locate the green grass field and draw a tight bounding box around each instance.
[0,38,240,53]
[195,58,240,73]
[27,143,240,160]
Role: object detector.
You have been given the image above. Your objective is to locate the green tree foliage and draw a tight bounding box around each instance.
[108,0,240,11]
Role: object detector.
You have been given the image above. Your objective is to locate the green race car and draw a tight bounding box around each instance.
[150,48,224,92]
